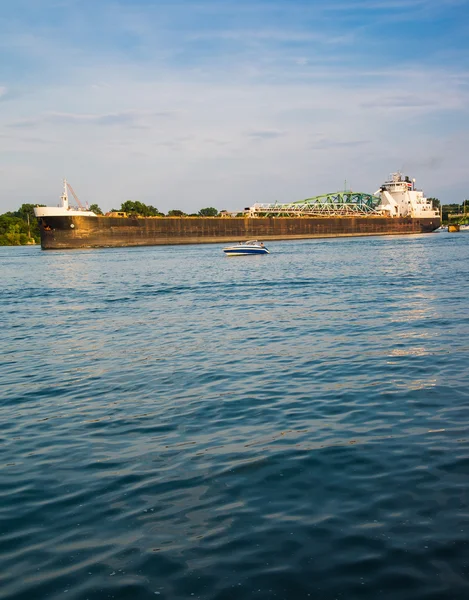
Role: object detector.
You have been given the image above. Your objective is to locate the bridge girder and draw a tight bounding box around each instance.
[250,191,381,217]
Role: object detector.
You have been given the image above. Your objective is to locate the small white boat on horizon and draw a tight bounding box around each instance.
[223,240,270,256]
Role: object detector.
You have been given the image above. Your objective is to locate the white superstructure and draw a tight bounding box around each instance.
[376,172,439,218]
[34,179,97,218]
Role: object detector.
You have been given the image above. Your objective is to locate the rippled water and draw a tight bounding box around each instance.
[2,233,469,600]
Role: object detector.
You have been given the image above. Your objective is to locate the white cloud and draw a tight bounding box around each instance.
[8,110,174,129]
[187,29,354,45]
[248,130,286,140]
[0,86,7,99]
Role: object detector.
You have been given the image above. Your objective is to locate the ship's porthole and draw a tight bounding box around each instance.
[70,224,75,228]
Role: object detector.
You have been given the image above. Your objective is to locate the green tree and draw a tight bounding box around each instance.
[198,207,218,217]
[2,203,45,243]
[427,197,440,209]
[0,215,30,245]
[89,203,103,215]
[441,203,461,223]
[167,209,185,217]
[120,200,163,217]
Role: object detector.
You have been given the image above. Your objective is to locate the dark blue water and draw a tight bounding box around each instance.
[2,233,469,600]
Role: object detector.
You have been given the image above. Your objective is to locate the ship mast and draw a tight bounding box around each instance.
[61,178,69,210]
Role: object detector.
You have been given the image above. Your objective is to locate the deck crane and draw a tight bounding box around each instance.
[66,181,86,210]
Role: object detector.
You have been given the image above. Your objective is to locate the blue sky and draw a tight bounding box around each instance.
[1,0,468,212]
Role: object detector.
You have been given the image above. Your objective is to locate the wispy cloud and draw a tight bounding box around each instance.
[310,138,371,150]
[248,130,286,140]
[0,86,20,103]
[188,29,353,44]
[7,110,173,129]
[362,96,438,110]
[322,0,464,11]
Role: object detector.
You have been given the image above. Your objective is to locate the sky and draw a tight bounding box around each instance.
[1,0,468,213]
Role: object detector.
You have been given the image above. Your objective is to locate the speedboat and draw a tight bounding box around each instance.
[223,240,270,256]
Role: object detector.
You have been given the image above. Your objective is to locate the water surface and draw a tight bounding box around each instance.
[2,233,469,600]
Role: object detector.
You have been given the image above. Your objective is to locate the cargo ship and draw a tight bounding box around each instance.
[34,173,440,249]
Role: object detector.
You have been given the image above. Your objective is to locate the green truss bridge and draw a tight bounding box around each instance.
[248,191,382,217]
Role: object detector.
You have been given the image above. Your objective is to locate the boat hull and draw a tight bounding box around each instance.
[36,215,441,250]
[223,248,269,255]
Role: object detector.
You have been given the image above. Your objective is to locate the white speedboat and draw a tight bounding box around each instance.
[223,240,270,256]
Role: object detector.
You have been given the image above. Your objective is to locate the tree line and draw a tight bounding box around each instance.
[104,201,222,218]
[0,204,44,246]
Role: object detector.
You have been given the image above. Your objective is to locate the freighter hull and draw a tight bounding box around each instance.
[37,215,440,250]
